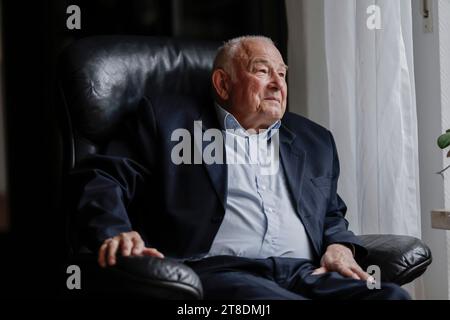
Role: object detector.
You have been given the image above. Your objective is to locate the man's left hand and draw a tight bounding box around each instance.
[312,244,370,280]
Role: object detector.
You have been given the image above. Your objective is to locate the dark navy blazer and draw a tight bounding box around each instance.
[71,95,367,263]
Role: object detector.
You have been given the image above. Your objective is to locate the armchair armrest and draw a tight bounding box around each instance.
[70,253,203,299]
[357,234,432,286]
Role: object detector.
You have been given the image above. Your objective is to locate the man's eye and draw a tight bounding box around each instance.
[278,73,286,78]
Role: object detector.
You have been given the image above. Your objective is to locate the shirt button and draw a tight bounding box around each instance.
[261,185,266,191]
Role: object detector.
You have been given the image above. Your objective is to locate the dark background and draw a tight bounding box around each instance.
[0,0,287,298]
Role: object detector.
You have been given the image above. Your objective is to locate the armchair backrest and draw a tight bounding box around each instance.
[57,36,220,256]
[58,35,220,168]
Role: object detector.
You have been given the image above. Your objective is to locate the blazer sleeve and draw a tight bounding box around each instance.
[69,155,151,253]
[321,131,368,261]
[68,96,158,253]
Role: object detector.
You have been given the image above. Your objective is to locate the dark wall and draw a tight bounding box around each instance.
[0,0,287,298]
[0,0,62,297]
[52,0,287,66]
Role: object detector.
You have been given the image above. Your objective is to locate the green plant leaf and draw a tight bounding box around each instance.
[438,132,450,149]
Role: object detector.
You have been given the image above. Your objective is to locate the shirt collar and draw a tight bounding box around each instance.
[214,103,281,140]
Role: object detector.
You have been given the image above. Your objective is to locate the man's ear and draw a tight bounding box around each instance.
[212,69,230,101]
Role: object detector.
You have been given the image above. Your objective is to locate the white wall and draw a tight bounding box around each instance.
[442,0,450,298]
[412,0,449,300]
[286,0,329,127]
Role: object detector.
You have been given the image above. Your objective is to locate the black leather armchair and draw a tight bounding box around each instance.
[57,36,432,299]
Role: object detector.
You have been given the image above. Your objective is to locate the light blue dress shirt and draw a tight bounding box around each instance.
[204,104,313,260]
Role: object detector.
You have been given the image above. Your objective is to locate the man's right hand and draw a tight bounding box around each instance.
[98,231,164,268]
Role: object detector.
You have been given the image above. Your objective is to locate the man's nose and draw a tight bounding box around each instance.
[268,72,284,90]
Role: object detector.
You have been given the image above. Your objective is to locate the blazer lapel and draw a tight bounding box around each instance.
[196,108,227,209]
[279,124,320,258]
[280,124,324,259]
[279,124,306,213]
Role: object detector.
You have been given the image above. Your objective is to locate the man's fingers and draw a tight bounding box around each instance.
[107,239,119,266]
[312,264,364,280]
[131,237,145,255]
[311,266,327,275]
[336,265,360,279]
[367,275,376,285]
[120,236,133,256]
[98,242,109,268]
[98,232,156,268]
[351,272,361,280]
[141,247,165,258]
[351,265,370,281]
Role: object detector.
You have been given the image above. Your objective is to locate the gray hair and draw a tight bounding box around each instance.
[213,35,275,81]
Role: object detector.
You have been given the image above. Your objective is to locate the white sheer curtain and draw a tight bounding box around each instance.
[323,0,421,238]
[286,0,421,236]
[286,0,423,296]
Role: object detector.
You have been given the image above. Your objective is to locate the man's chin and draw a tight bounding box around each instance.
[262,104,284,119]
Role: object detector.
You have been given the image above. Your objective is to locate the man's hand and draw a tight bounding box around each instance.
[312,244,370,281]
[98,231,164,268]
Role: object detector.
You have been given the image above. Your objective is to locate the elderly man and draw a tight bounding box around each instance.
[71,36,410,300]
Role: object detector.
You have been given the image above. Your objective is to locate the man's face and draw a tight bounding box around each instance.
[226,40,288,130]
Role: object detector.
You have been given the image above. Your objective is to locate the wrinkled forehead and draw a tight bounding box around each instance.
[235,39,286,68]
